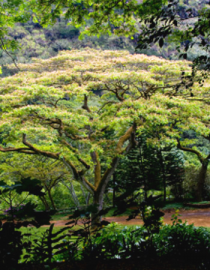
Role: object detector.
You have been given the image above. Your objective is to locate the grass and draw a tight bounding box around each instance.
[188,201,210,205]
[51,212,72,221]
[161,202,184,210]
[50,207,133,221]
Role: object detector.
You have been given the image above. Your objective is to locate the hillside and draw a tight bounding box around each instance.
[0,0,208,77]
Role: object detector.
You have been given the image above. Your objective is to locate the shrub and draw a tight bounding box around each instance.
[81,223,148,260]
[155,223,210,269]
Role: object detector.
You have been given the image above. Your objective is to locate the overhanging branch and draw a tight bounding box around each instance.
[177,139,204,163]
[0,134,60,160]
[61,139,90,169]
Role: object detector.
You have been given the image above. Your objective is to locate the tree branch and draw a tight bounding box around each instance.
[82,94,91,112]
[91,151,101,188]
[104,84,125,101]
[116,124,136,154]
[61,139,90,170]
[22,134,60,159]
[0,134,60,160]
[96,123,137,196]
[61,157,95,193]
[97,101,118,113]
[0,38,20,71]
[177,139,204,163]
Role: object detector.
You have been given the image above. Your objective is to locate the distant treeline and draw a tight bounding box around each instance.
[0,0,208,77]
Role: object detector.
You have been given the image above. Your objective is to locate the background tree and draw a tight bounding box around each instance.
[0,153,90,210]
[110,133,185,204]
[177,136,210,201]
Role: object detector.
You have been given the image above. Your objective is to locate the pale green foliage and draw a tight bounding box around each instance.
[0,49,208,191]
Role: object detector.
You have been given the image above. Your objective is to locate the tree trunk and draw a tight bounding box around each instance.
[81,185,90,206]
[91,192,103,228]
[48,189,56,211]
[112,173,116,207]
[195,161,208,202]
[40,196,50,211]
[85,192,90,206]
[158,150,166,203]
[61,180,80,207]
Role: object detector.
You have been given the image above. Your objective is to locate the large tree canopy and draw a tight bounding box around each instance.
[0,49,209,223]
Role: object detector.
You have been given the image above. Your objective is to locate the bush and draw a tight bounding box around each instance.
[155,223,210,269]
[80,223,149,260]
[79,218,210,268]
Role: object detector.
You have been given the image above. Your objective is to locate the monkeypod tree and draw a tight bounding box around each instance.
[0,49,208,225]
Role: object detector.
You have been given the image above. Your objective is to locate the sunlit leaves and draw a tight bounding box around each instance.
[0,48,209,180]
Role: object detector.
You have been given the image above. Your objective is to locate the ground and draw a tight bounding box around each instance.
[49,208,210,227]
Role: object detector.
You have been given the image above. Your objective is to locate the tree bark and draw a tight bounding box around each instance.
[195,161,208,202]
[113,173,116,207]
[91,192,104,228]
[158,150,166,203]
[40,196,50,211]
[61,180,80,207]
[48,189,56,211]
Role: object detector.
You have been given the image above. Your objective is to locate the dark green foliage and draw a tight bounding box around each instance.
[0,221,24,270]
[0,179,57,269]
[81,224,146,260]
[0,178,55,224]
[73,194,164,261]
[136,0,210,91]
[29,223,74,264]
[15,177,45,196]
[78,216,210,269]
[155,222,210,269]
[0,177,44,197]
[110,134,184,203]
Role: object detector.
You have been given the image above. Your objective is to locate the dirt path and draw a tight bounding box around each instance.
[50,208,210,227]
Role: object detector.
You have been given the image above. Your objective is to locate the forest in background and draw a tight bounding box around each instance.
[0,0,209,77]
